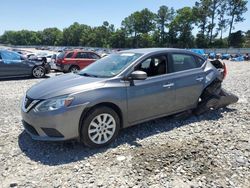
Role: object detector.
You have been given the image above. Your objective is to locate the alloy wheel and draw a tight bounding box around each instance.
[88,113,116,144]
[33,66,45,78]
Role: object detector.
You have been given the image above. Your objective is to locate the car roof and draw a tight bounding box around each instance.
[66,50,97,53]
[121,48,203,58]
[0,49,20,54]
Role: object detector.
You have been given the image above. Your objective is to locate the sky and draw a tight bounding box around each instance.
[1,0,249,36]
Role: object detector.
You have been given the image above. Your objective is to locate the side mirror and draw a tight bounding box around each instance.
[130,71,147,80]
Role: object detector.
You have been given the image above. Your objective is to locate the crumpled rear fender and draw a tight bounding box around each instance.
[203,61,222,88]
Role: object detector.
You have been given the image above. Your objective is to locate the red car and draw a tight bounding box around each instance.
[56,50,101,73]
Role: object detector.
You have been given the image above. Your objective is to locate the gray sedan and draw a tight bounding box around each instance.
[0,50,50,78]
[21,48,238,148]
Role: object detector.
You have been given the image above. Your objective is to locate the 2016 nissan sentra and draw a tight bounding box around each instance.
[21,48,238,148]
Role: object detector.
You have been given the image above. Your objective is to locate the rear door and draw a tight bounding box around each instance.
[168,53,206,110]
[75,52,93,70]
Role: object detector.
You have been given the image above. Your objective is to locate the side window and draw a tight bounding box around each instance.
[196,57,205,67]
[75,52,88,59]
[1,51,21,64]
[65,52,74,58]
[88,53,100,59]
[171,54,197,72]
[135,55,167,77]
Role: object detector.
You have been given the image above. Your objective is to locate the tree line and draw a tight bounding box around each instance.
[0,0,249,48]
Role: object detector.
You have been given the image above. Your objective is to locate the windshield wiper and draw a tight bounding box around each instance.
[80,73,98,78]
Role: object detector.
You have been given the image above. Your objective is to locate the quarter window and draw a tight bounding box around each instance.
[171,54,197,72]
[196,57,205,67]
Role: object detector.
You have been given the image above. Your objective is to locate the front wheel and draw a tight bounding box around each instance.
[32,66,45,78]
[80,107,120,148]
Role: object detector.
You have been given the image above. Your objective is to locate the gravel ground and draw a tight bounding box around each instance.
[0,62,250,188]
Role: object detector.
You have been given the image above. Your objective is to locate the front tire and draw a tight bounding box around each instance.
[32,66,45,78]
[80,106,120,148]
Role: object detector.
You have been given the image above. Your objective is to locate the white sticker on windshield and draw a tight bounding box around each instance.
[121,53,135,56]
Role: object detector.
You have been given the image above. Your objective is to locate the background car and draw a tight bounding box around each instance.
[56,50,101,73]
[0,50,50,78]
[49,53,59,70]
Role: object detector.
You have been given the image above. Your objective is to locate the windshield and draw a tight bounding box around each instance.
[78,52,142,78]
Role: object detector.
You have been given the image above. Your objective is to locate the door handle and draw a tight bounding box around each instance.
[196,77,204,82]
[163,83,175,88]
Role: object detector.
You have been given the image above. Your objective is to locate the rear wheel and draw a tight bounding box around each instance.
[80,106,120,148]
[32,66,45,78]
[69,66,80,73]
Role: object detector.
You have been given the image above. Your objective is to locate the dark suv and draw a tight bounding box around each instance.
[56,50,100,73]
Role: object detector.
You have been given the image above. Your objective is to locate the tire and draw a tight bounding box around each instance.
[80,106,120,148]
[69,66,80,73]
[32,66,45,78]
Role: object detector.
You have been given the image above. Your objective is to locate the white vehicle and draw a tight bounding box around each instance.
[49,53,59,70]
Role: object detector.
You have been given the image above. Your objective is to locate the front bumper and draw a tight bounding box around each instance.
[21,99,88,141]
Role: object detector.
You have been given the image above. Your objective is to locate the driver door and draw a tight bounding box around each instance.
[126,54,176,124]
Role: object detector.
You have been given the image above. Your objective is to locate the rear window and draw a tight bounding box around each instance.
[88,53,100,59]
[57,52,66,59]
[171,54,198,72]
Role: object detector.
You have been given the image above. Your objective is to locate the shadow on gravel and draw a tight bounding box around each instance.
[18,107,236,166]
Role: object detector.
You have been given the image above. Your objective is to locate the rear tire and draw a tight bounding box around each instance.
[69,66,80,73]
[80,106,120,148]
[32,66,45,78]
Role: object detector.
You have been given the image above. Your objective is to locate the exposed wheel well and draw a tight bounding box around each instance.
[78,102,123,138]
[42,57,47,64]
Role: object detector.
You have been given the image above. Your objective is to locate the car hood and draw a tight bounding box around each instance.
[27,73,106,99]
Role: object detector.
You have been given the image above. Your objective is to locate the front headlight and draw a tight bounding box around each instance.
[34,95,74,112]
